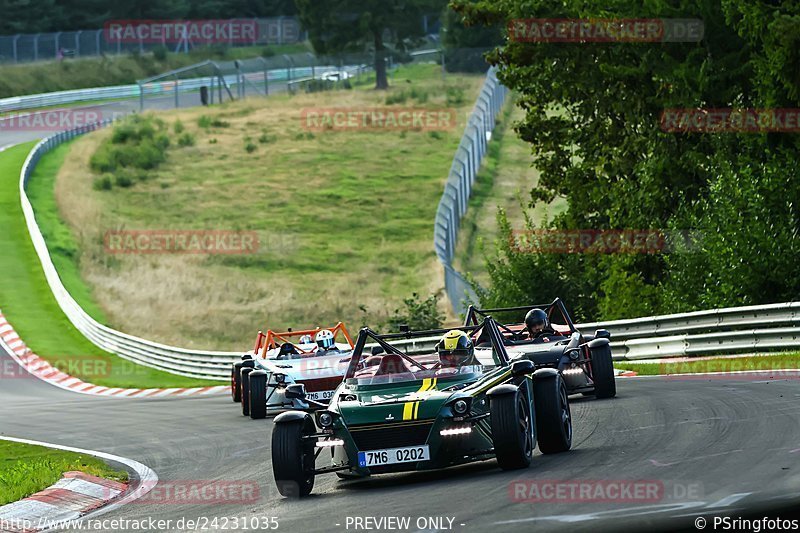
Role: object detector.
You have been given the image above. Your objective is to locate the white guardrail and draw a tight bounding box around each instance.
[14,85,800,380]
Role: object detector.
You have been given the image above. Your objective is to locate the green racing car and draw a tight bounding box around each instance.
[270,316,573,497]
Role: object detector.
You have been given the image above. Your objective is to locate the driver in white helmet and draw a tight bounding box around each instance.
[314,329,341,355]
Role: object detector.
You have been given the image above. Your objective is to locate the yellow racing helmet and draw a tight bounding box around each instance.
[437,330,475,367]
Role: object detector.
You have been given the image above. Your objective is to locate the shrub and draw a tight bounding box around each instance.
[385,292,445,332]
[178,132,196,147]
[245,142,257,153]
[173,120,184,134]
[92,175,113,191]
[385,91,408,105]
[152,45,168,61]
[446,87,465,106]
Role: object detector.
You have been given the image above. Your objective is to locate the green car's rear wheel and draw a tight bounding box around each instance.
[533,373,572,454]
[490,386,533,470]
[272,418,316,497]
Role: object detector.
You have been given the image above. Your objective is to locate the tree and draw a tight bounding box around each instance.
[295,0,446,89]
[455,0,800,320]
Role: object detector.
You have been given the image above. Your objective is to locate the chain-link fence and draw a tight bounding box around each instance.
[136,51,395,112]
[0,18,304,64]
[434,66,509,314]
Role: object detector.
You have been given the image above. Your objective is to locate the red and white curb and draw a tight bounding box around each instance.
[0,436,157,533]
[0,472,126,532]
[0,312,227,398]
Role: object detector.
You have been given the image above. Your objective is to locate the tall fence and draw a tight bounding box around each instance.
[0,18,304,64]
[434,66,509,314]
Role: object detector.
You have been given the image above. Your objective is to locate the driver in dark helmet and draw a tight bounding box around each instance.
[525,308,556,338]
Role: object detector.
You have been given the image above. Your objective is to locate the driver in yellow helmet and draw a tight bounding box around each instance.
[436,330,478,368]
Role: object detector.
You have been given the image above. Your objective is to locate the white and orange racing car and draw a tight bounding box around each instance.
[232,323,355,419]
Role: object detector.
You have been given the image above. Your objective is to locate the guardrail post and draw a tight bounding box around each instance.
[12,34,20,63]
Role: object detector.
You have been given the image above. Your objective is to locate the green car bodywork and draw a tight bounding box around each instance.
[271,317,573,497]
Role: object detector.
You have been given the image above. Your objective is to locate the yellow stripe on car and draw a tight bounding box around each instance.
[402,378,438,420]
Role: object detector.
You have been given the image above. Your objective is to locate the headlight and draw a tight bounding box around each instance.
[440,426,472,436]
[568,349,580,361]
[453,399,469,415]
[318,412,333,428]
[273,373,287,384]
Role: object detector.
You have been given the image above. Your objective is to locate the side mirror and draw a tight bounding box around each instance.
[511,359,535,377]
[595,329,611,339]
[285,383,307,400]
[371,345,385,356]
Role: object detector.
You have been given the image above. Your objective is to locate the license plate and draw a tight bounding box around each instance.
[358,445,430,467]
[306,390,334,401]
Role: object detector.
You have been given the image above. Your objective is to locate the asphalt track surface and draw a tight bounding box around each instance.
[3,342,800,533]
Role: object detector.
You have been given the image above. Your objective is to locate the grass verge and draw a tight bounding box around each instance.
[0,143,224,388]
[0,440,128,506]
[453,98,568,284]
[51,63,484,349]
[614,353,800,375]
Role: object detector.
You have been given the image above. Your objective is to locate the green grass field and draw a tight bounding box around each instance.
[49,63,483,349]
[0,440,127,506]
[0,143,223,388]
[614,353,800,375]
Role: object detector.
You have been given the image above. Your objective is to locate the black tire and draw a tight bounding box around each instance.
[231,362,244,403]
[490,386,533,470]
[590,343,616,399]
[272,419,316,497]
[249,371,268,420]
[240,367,254,416]
[532,374,572,454]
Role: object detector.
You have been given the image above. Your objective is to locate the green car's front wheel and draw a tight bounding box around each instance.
[272,418,316,497]
[490,386,534,470]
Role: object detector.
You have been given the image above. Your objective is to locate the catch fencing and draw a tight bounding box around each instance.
[434,66,509,314]
[0,18,304,64]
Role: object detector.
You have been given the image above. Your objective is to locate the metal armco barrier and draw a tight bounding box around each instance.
[434,66,509,314]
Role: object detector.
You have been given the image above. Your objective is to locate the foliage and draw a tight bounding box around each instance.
[385,292,445,332]
[89,114,169,189]
[456,0,800,321]
[295,0,447,89]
